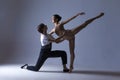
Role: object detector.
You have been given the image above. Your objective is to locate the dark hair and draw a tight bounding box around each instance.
[53,14,62,22]
[37,23,45,33]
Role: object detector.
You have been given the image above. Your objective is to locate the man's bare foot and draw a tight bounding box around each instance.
[21,64,28,69]
[63,68,69,72]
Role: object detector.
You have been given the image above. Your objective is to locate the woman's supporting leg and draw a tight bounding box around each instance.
[69,38,75,72]
[72,12,104,35]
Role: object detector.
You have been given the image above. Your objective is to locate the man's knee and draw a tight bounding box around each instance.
[61,51,67,56]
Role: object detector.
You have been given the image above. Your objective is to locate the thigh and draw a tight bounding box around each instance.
[63,30,75,40]
[48,50,66,58]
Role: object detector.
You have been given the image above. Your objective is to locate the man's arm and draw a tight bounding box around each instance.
[49,28,55,34]
[48,33,65,43]
[54,32,65,43]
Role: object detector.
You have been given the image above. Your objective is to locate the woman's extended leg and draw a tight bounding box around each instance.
[72,12,104,35]
[69,38,75,72]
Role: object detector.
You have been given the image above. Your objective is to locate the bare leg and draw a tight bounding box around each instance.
[69,38,75,73]
[72,12,104,35]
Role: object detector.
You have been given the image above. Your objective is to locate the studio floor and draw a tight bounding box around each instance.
[0,64,120,80]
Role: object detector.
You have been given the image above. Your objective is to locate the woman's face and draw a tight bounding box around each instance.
[52,16,57,23]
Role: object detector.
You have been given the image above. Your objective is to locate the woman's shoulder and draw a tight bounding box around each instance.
[57,22,64,27]
[60,21,64,25]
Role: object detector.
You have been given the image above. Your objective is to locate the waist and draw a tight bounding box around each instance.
[56,30,66,36]
[41,43,52,49]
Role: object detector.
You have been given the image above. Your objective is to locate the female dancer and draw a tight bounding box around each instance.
[49,12,104,72]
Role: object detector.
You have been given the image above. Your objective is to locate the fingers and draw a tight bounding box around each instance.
[80,12,85,15]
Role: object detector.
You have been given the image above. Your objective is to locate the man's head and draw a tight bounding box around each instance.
[37,23,48,34]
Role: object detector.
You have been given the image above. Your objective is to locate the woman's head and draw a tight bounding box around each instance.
[37,23,47,34]
[52,14,62,23]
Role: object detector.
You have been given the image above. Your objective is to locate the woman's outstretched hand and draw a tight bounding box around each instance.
[76,12,85,17]
[80,12,85,15]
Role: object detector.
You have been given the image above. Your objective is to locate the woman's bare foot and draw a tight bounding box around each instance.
[96,12,104,19]
[69,65,73,73]
[85,12,104,24]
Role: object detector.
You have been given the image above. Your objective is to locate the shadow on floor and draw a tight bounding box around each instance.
[72,70,120,76]
[39,70,120,76]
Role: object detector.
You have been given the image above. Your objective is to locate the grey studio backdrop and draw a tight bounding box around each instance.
[0,0,120,71]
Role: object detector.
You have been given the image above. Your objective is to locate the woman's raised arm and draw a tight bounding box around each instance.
[61,12,85,25]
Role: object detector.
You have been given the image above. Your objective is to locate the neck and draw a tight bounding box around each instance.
[43,31,47,35]
[54,22,59,26]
